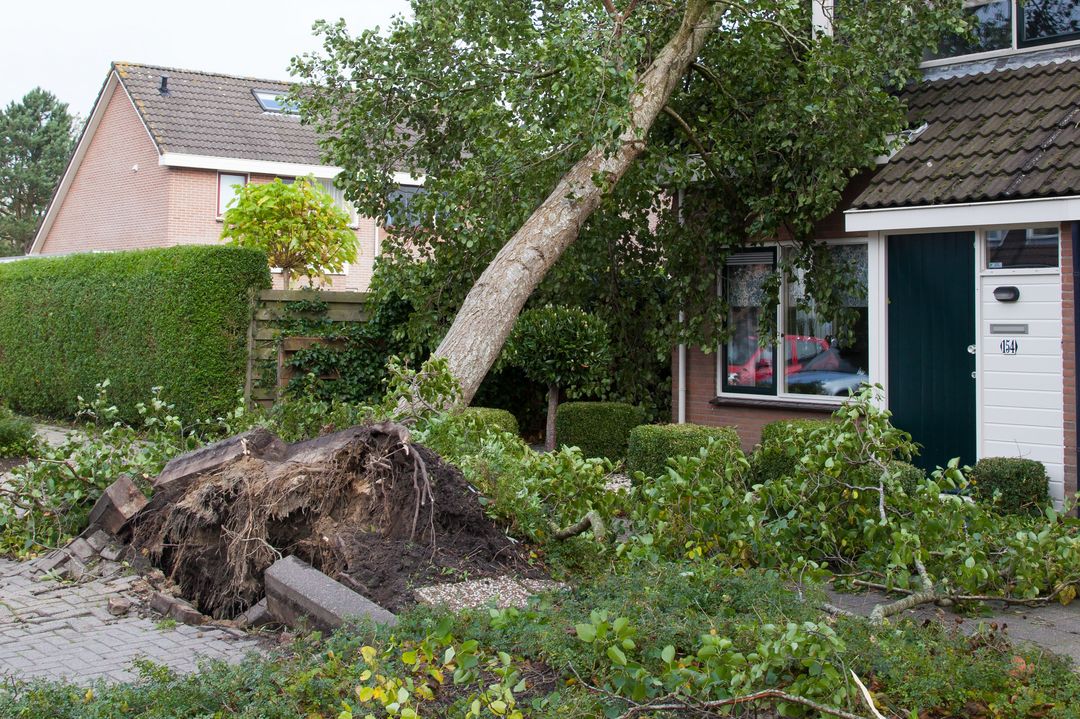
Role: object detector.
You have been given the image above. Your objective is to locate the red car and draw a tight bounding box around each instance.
[727,335,830,387]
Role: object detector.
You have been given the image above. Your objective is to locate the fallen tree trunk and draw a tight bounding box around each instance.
[433,0,722,404]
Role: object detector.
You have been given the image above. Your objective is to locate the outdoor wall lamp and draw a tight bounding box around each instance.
[993,286,1020,302]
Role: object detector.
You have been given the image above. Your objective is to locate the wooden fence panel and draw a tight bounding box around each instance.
[245,289,371,407]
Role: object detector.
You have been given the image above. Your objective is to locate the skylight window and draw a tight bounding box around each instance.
[252,89,298,114]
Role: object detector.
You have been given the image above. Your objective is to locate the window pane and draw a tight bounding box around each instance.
[985,227,1059,269]
[252,90,299,114]
[927,0,1012,59]
[387,185,424,227]
[218,174,246,215]
[723,251,777,394]
[1021,0,1080,45]
[784,245,869,397]
[319,178,360,227]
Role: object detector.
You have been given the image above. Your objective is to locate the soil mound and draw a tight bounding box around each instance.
[128,423,536,617]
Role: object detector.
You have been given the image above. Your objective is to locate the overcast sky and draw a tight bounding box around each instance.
[0,1,412,117]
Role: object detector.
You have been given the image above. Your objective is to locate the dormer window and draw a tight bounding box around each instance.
[252,89,298,114]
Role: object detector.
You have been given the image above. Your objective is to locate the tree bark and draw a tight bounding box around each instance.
[545,383,559,451]
[433,0,721,404]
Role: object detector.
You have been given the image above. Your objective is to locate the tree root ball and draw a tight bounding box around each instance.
[127,423,537,617]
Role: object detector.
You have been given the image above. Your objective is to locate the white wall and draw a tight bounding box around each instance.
[978,271,1065,502]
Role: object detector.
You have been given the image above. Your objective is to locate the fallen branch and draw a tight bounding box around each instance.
[847,577,1073,608]
[571,664,869,719]
[615,688,870,719]
[550,510,607,542]
[850,671,887,719]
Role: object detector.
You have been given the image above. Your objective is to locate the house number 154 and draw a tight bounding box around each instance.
[1000,339,1019,355]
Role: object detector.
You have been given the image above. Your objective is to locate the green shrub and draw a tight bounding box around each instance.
[459,407,519,436]
[0,246,270,422]
[752,418,836,483]
[759,417,836,445]
[969,457,1050,515]
[891,460,926,494]
[555,401,644,460]
[0,405,36,458]
[627,423,742,479]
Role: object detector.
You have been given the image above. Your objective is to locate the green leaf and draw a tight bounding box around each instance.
[606,645,627,666]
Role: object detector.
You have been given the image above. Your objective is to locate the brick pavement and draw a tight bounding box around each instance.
[0,557,263,684]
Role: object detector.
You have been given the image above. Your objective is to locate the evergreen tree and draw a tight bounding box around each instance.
[0,88,76,256]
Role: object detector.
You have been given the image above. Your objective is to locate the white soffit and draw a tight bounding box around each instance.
[845,195,1080,233]
[158,153,424,186]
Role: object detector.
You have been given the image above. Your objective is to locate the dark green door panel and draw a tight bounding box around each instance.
[887,232,976,472]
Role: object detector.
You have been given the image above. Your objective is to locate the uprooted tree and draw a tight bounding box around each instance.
[294,0,966,405]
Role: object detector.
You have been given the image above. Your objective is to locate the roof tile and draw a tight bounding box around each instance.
[853,58,1080,208]
[114,61,325,165]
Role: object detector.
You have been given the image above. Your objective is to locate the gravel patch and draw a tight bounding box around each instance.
[605,472,632,492]
[414,577,566,611]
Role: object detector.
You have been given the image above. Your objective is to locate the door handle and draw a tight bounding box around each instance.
[967,344,977,355]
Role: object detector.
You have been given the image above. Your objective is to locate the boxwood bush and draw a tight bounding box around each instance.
[627,423,742,479]
[969,457,1049,515]
[752,418,836,483]
[555,401,644,460]
[460,407,520,436]
[0,246,270,422]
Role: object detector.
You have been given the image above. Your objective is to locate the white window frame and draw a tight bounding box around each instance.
[714,236,882,406]
[920,0,1080,68]
[217,172,248,218]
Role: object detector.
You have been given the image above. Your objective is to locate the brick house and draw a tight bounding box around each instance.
[674,1,1080,504]
[30,62,421,290]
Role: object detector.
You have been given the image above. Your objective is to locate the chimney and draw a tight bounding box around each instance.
[159,75,169,95]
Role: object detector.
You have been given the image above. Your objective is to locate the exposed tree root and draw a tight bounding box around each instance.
[127,423,529,618]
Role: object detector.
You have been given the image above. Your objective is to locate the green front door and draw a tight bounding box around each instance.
[887,232,976,472]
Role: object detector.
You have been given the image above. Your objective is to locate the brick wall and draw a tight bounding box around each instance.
[36,80,379,292]
[165,170,378,291]
[1062,221,1077,500]
[37,82,170,254]
[673,346,833,452]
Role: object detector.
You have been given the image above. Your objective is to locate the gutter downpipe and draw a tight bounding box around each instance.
[678,312,687,424]
[1073,222,1079,515]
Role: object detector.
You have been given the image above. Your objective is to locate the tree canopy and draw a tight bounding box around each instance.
[220,177,358,289]
[0,88,76,256]
[293,0,965,406]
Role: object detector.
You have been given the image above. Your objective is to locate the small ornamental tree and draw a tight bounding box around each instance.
[220,177,357,288]
[502,306,611,451]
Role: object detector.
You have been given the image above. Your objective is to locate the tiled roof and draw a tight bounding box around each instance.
[852,58,1080,209]
[114,62,326,165]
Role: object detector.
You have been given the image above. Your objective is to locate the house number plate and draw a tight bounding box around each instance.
[1000,339,1019,355]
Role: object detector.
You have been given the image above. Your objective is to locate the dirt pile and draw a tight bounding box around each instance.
[127,423,537,618]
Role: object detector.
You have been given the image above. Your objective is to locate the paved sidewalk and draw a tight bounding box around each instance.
[0,558,263,684]
[827,586,1080,665]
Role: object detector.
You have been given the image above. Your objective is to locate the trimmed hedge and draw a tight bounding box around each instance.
[556,401,644,460]
[0,246,270,422]
[460,407,520,436]
[628,423,742,479]
[759,418,836,445]
[970,457,1050,515]
[753,418,837,483]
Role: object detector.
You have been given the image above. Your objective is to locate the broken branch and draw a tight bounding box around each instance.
[550,510,607,542]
